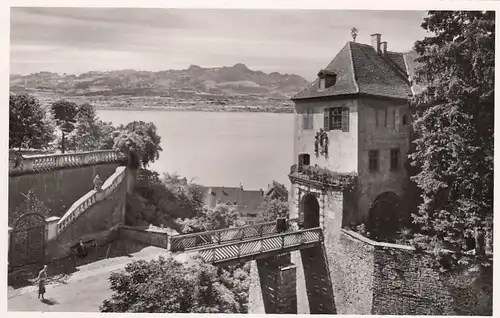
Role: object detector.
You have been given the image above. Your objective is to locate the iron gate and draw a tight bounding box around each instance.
[9,213,46,269]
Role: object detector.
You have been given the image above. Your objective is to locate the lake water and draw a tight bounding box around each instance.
[97,110,295,190]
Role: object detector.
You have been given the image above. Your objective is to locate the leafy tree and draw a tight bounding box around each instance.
[97,120,121,150]
[176,203,243,234]
[51,100,79,153]
[254,198,289,223]
[100,256,249,313]
[409,11,494,263]
[113,121,162,169]
[161,173,205,218]
[127,170,206,229]
[9,94,55,150]
[67,103,101,151]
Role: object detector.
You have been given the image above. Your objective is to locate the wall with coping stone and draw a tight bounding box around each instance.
[9,163,120,222]
[44,227,119,263]
[338,229,493,315]
[118,225,170,249]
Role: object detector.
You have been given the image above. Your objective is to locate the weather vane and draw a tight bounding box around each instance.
[351,27,358,42]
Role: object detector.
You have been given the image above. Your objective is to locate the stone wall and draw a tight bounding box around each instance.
[248,254,297,314]
[118,225,170,249]
[333,229,493,315]
[9,163,119,222]
[44,227,119,263]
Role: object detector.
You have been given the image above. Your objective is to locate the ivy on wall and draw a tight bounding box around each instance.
[290,164,357,191]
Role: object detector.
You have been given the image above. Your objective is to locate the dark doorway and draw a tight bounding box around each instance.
[300,194,320,229]
[367,192,403,241]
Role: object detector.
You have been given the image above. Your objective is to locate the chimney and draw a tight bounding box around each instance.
[381,41,387,55]
[371,33,381,53]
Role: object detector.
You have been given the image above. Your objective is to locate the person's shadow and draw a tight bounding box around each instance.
[40,298,58,306]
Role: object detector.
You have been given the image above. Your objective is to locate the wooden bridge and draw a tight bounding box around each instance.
[170,219,323,265]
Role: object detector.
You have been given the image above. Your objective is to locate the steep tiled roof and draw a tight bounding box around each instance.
[403,50,426,95]
[265,181,288,199]
[292,42,414,101]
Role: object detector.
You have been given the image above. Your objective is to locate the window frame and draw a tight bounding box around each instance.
[302,108,314,130]
[390,148,400,171]
[319,78,326,90]
[368,149,379,173]
[402,114,409,126]
[324,107,349,132]
[298,153,310,168]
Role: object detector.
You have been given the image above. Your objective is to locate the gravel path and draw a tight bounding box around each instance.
[8,245,184,312]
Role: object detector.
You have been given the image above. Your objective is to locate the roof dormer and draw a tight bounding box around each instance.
[317,69,337,91]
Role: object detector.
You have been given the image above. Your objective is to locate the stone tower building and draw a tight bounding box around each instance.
[288,33,420,239]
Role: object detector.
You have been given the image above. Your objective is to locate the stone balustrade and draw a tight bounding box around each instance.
[57,166,127,235]
[9,150,124,176]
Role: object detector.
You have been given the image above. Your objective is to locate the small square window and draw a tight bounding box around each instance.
[369,150,379,172]
[298,153,310,168]
[390,148,400,170]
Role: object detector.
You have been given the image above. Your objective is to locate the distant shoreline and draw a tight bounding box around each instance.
[96,106,294,113]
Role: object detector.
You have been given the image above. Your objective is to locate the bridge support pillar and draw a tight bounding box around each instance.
[300,245,337,314]
[251,253,297,314]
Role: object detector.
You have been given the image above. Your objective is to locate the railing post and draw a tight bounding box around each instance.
[282,234,285,250]
[217,231,222,244]
[45,216,61,241]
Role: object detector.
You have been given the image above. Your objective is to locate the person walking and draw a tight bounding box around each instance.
[37,265,48,300]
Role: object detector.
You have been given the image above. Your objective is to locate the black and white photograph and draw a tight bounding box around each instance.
[6,1,496,315]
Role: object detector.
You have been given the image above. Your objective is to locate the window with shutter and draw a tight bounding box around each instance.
[324,108,330,131]
[341,107,349,132]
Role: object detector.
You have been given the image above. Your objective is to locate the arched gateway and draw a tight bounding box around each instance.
[367,191,403,241]
[299,193,320,229]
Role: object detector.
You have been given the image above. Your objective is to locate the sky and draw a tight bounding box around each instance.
[10,8,429,81]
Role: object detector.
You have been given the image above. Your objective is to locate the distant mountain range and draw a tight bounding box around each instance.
[10,64,310,99]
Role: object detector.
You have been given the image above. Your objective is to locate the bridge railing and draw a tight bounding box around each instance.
[9,150,123,175]
[57,166,127,235]
[170,218,299,252]
[197,227,323,263]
